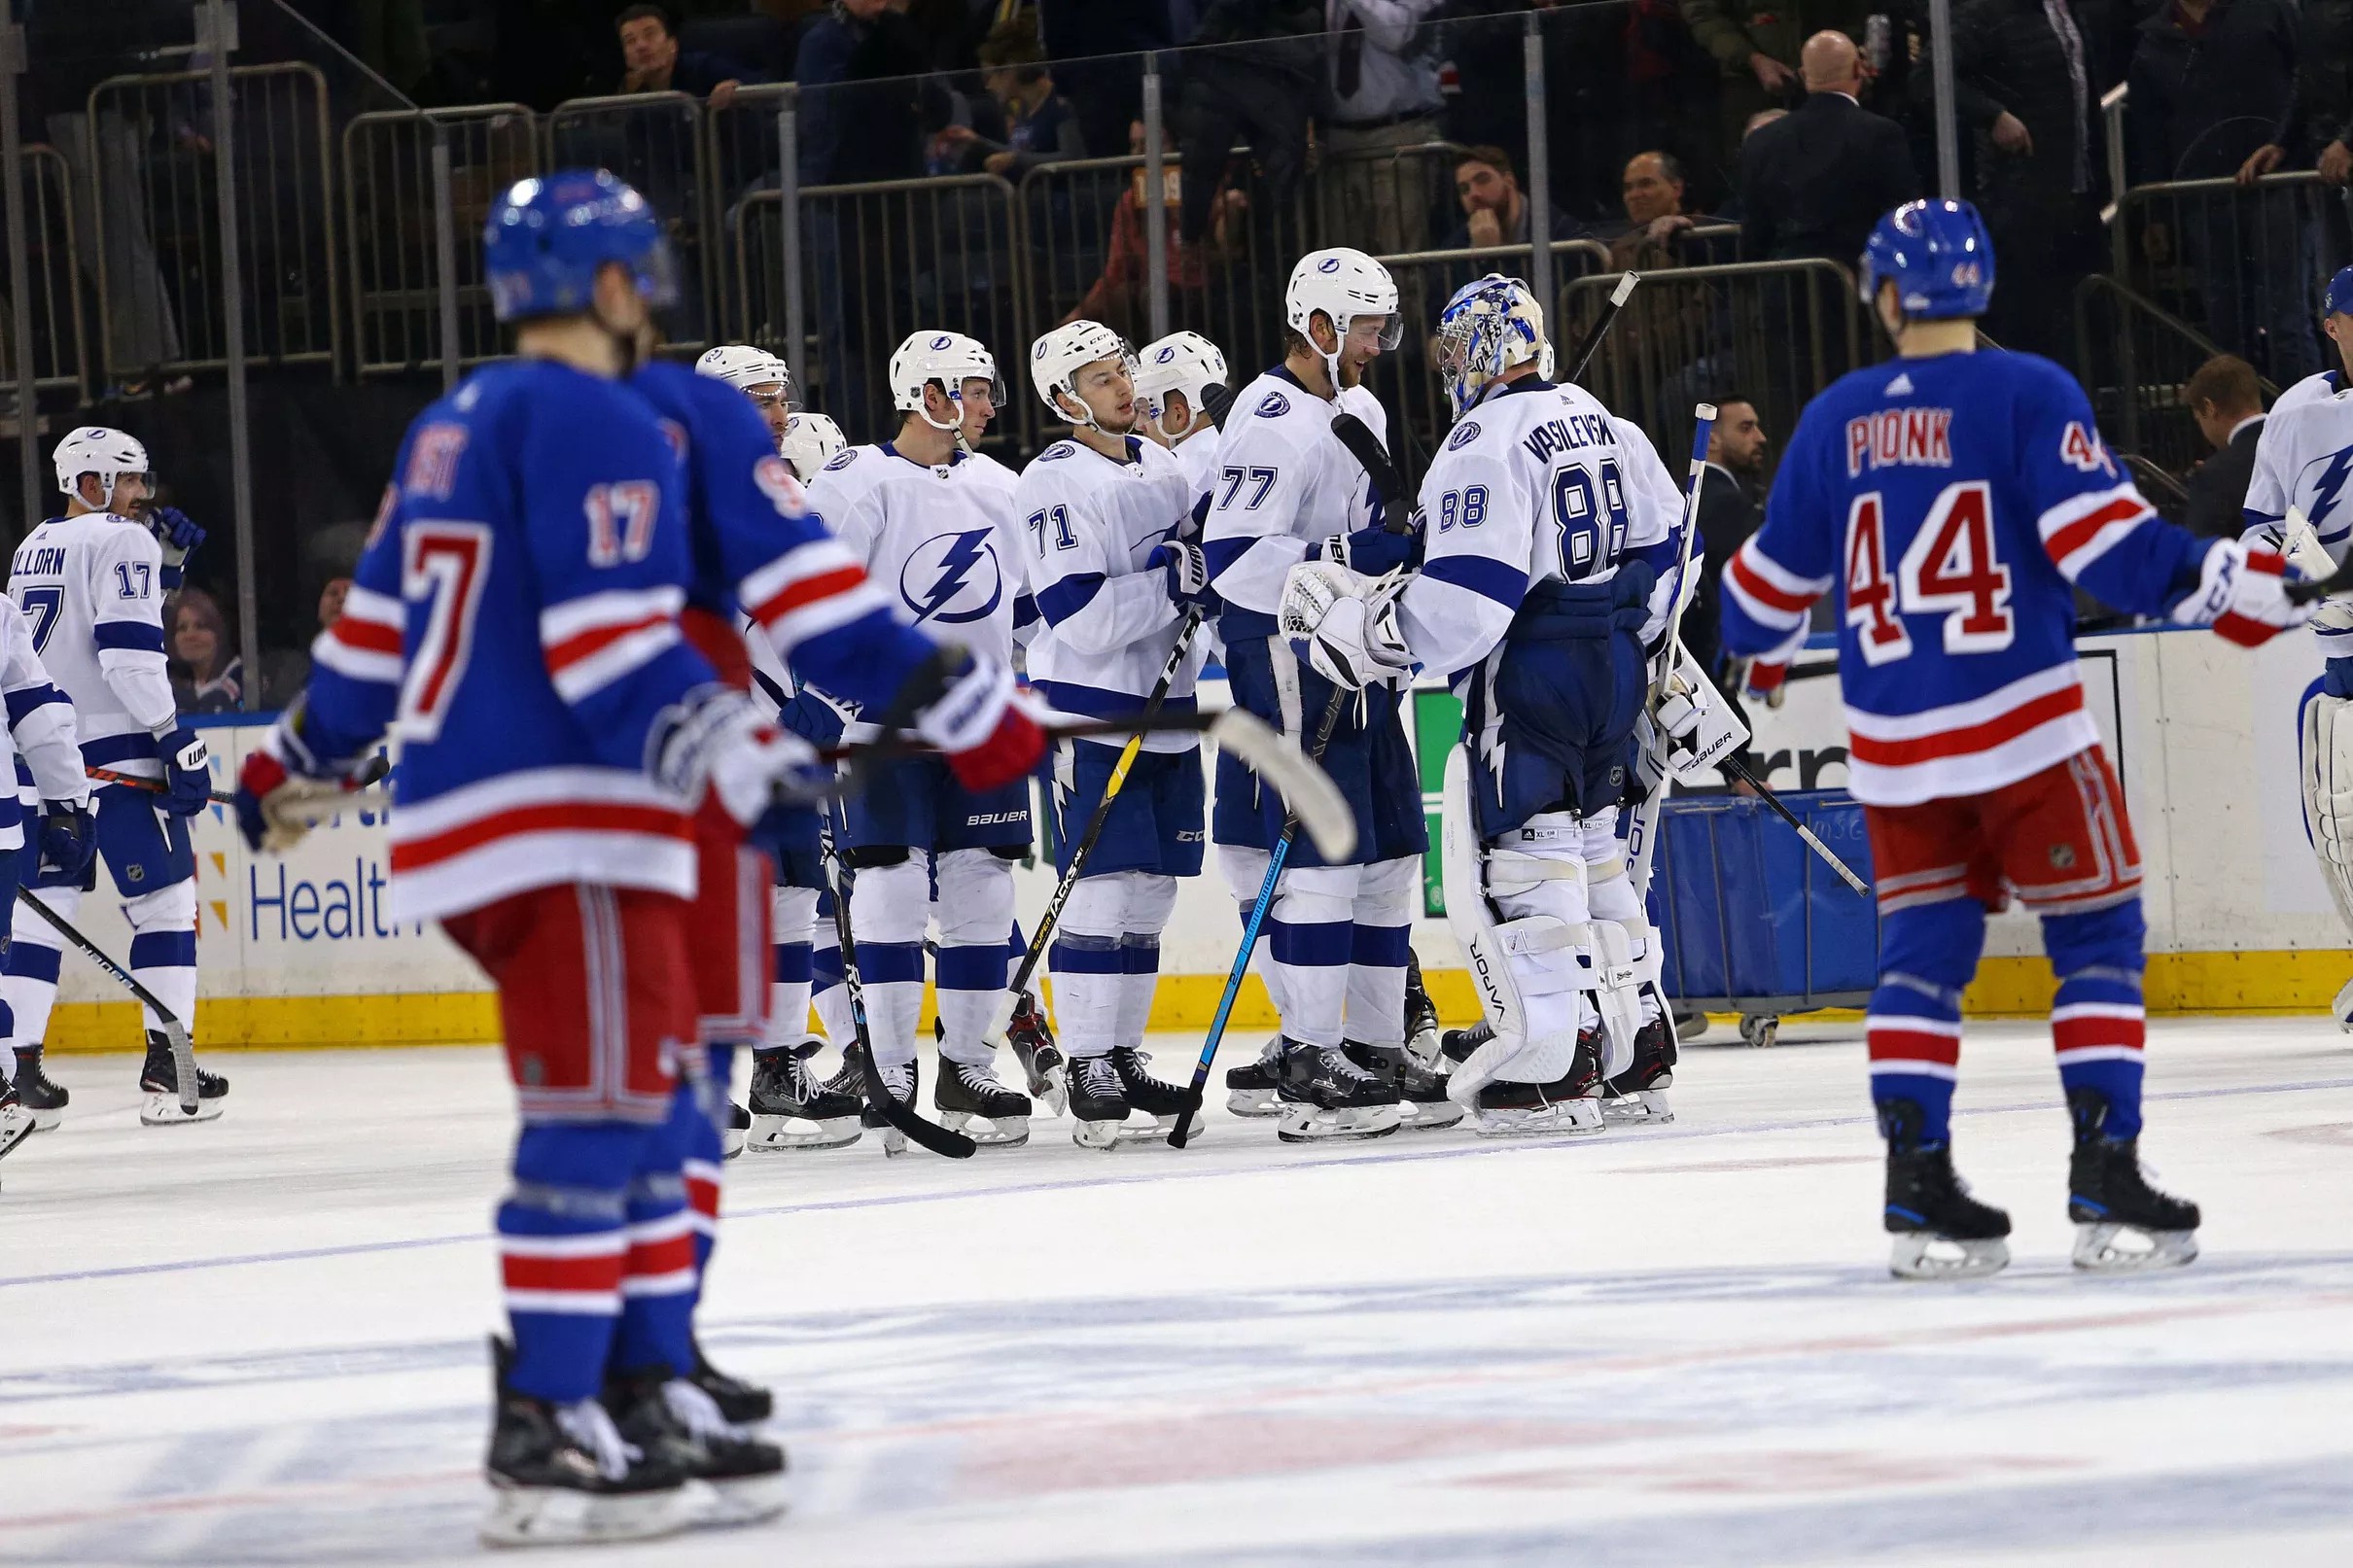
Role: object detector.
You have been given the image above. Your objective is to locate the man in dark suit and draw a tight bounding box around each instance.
[1737,31,1921,264]
[2181,355,2268,540]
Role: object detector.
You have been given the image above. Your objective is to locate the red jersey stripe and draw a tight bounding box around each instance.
[1729,548,1817,614]
[1846,684,2084,768]
[2042,497,2146,568]
[392,801,691,872]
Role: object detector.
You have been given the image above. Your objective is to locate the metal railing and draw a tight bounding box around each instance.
[87,61,337,383]
[1309,140,1466,260]
[547,91,713,350]
[343,104,543,376]
[4,147,87,401]
[2072,273,2273,474]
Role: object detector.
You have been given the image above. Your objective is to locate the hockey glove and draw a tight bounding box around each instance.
[158,725,214,817]
[37,800,95,882]
[145,505,206,588]
[2170,538,2312,647]
[1654,649,1751,781]
[1148,538,1210,607]
[1317,523,1419,578]
[776,685,850,749]
[914,652,1047,794]
[1280,559,1412,690]
[654,686,831,826]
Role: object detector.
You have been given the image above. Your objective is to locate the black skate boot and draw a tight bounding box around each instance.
[1005,991,1070,1115]
[1276,1040,1401,1143]
[604,1366,786,1526]
[685,1335,772,1425]
[1345,1041,1463,1132]
[12,1044,67,1131]
[1223,1034,1286,1116]
[1881,1099,2011,1280]
[933,1058,1031,1148]
[1111,1044,1193,1141]
[137,1031,227,1126]
[721,1101,751,1160]
[1602,1013,1678,1124]
[2066,1089,2199,1272]
[1067,1053,1132,1150]
[1471,1027,1606,1138]
[1441,1019,1494,1068]
[1402,953,1443,1069]
[746,1039,861,1152]
[479,1337,699,1548]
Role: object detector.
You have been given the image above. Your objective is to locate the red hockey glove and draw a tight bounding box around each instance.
[917,655,1046,793]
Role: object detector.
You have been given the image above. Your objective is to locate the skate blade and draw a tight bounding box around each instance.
[940,1110,1031,1148]
[691,1474,789,1528]
[878,1126,911,1158]
[25,1106,61,1132]
[1275,1102,1401,1143]
[1600,1089,1674,1125]
[1889,1233,2011,1280]
[478,1479,703,1548]
[0,1108,35,1161]
[1020,1058,1070,1116]
[1071,1113,1196,1150]
[2071,1222,2198,1272]
[720,1129,747,1161]
[1224,1089,1282,1118]
[139,1093,223,1127]
[1397,1098,1465,1132]
[746,1114,862,1153]
[1471,1098,1605,1138]
[1406,1025,1444,1072]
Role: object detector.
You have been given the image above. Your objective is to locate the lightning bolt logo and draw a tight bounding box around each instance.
[2306,444,2353,540]
[900,529,1002,625]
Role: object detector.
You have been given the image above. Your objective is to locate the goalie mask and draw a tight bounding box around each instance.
[1435,273,1547,418]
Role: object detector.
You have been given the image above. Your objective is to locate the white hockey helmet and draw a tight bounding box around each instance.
[53,425,151,509]
[1434,273,1548,417]
[1285,248,1403,374]
[1030,318,1138,430]
[1134,330,1229,437]
[889,331,1004,434]
[778,411,848,480]
[694,343,792,397]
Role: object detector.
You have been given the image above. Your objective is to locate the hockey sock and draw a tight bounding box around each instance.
[125,883,198,1038]
[1048,876,1127,1059]
[0,883,72,1056]
[765,885,821,1046]
[684,1045,729,1278]
[933,850,1015,1066]
[612,1085,700,1378]
[1865,899,1984,1146]
[1116,877,1176,1050]
[501,1121,640,1404]
[1343,857,1415,1048]
[849,855,928,1069]
[2045,900,2151,1138]
[1266,865,1355,1050]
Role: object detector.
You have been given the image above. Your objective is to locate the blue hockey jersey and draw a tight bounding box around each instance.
[1719,349,2209,805]
[303,359,728,923]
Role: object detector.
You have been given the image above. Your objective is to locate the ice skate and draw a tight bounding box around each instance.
[1223,1034,1286,1116]
[1403,954,1444,1069]
[685,1335,772,1425]
[2067,1089,2199,1272]
[0,1083,36,1168]
[1440,1019,1493,1069]
[1275,1041,1401,1143]
[2335,975,2353,1034]
[137,1032,227,1126]
[933,1057,1031,1148]
[479,1339,703,1548]
[1005,991,1070,1115]
[721,1100,749,1160]
[12,1045,67,1131]
[604,1368,787,1527]
[1601,1014,1677,1124]
[1470,1029,1607,1138]
[1067,1054,1131,1149]
[1346,1042,1463,1131]
[746,1040,862,1152]
[860,1057,916,1157]
[1881,1100,2011,1280]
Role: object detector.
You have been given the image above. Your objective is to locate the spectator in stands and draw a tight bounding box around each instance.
[1443,146,1582,250]
[1950,0,2100,366]
[1736,31,1919,264]
[2301,2,2353,190]
[1434,0,1538,159]
[797,0,930,187]
[615,5,761,110]
[1063,121,1238,341]
[2181,355,2269,540]
[934,19,1088,179]
[1684,0,1875,160]
[2128,0,2318,384]
[1690,395,1770,787]
[1175,1,1322,250]
[170,587,243,716]
[1603,150,1721,269]
[1320,1,1449,256]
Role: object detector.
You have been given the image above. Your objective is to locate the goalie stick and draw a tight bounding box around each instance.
[2283,504,2353,603]
[1718,755,1871,896]
[16,889,199,1116]
[1565,272,1639,384]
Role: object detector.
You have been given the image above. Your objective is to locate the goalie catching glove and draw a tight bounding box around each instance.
[1279,559,1412,689]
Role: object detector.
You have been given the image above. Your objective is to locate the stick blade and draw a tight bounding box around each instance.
[1206,710,1357,861]
[165,1021,198,1115]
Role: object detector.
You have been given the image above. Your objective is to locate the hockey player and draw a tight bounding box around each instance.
[1015,320,1209,1146]
[2245,265,2353,455]
[232,171,1035,1542]
[780,411,848,481]
[1719,199,2309,1278]
[799,331,1043,1147]
[693,343,792,447]
[1135,330,1230,492]
[1203,248,1435,1142]
[1287,274,1685,1135]
[4,428,219,1127]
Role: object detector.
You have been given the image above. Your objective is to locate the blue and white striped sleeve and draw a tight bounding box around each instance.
[0,597,84,806]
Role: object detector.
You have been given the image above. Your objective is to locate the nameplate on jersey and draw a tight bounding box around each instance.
[1521,413,1615,464]
[1845,407,1953,475]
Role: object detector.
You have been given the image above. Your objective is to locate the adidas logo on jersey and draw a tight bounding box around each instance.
[1885,372,1914,395]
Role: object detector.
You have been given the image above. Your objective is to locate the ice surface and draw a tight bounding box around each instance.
[4,1017,2350,1566]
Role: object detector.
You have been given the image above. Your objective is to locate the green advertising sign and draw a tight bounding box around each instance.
[1410,686,1463,918]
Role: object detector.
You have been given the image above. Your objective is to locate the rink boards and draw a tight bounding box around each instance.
[39,624,2353,1050]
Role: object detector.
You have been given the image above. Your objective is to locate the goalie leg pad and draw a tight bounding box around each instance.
[1584,817,1661,1080]
[2300,686,2353,937]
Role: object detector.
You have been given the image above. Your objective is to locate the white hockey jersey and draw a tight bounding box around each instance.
[8,510,174,780]
[801,442,1030,680]
[1396,378,1684,681]
[0,595,88,850]
[1201,368,1391,642]
[1170,423,1223,507]
[1015,435,1205,753]
[2243,376,2353,664]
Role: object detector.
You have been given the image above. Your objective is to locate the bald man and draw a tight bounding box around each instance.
[1736,30,1919,264]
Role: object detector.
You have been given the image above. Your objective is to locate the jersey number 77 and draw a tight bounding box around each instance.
[1844,480,2014,665]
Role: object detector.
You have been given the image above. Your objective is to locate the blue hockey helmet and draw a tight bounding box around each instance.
[483,169,677,325]
[1860,198,1995,321]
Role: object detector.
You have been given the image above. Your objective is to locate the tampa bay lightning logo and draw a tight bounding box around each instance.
[1447,420,1483,451]
[930,333,952,350]
[823,449,858,471]
[1317,258,1341,274]
[1255,390,1291,419]
[900,529,1003,624]
[1155,345,1177,364]
[1038,441,1075,462]
[2304,444,2353,536]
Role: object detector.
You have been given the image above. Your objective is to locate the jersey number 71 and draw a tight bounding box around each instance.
[1844,480,2014,665]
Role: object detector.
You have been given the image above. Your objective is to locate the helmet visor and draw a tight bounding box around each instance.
[630,237,681,311]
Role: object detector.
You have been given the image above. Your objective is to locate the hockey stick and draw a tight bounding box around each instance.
[1626,404,1718,898]
[16,889,198,1115]
[1565,272,1639,384]
[1199,382,1235,432]
[813,803,975,1160]
[1718,754,1871,896]
[1167,683,1352,1149]
[1329,411,1406,508]
[982,608,1205,1060]
[89,753,394,812]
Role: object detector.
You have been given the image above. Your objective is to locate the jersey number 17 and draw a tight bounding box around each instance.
[1844,479,2014,665]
